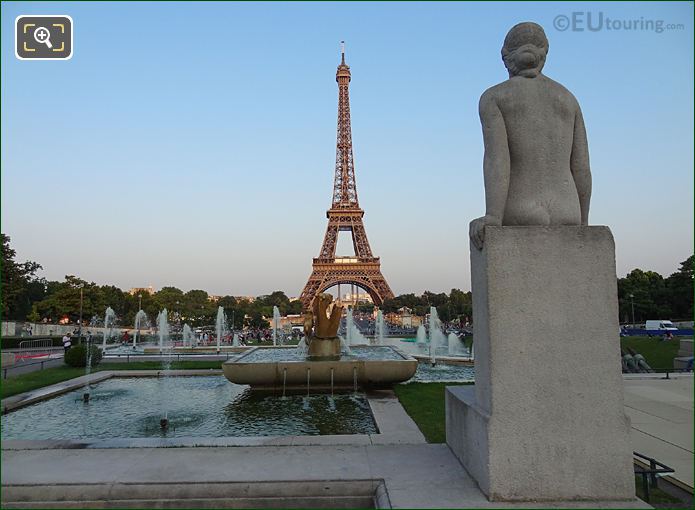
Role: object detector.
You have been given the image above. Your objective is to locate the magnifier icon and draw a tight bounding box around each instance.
[34,26,53,49]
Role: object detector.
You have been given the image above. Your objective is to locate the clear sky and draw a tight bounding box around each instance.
[2,1,693,297]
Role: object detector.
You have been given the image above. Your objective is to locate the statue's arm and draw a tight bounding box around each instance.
[481,91,510,221]
[570,106,592,225]
[469,91,509,249]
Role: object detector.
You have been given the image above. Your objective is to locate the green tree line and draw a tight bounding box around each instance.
[1,234,301,328]
[382,289,473,323]
[617,255,693,323]
[2,234,692,327]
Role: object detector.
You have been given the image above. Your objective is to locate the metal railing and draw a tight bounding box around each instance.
[634,451,675,503]
[2,357,63,379]
[15,338,58,361]
[657,368,692,379]
[623,367,692,379]
[18,338,54,350]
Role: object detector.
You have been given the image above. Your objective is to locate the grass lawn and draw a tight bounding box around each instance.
[393,382,472,443]
[1,360,223,399]
[620,336,683,369]
[1,367,89,400]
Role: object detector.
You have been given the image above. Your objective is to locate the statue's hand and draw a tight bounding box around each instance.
[469,215,501,250]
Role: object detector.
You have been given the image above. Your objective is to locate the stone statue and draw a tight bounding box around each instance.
[469,22,592,250]
[304,293,343,358]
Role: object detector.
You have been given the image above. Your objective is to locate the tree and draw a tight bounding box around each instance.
[247,310,269,329]
[256,291,292,314]
[664,255,694,319]
[287,299,303,315]
[153,287,185,317]
[355,302,375,314]
[618,269,670,323]
[1,234,43,320]
[382,289,471,323]
[448,288,472,322]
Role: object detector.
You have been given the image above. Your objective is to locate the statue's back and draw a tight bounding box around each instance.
[489,75,582,225]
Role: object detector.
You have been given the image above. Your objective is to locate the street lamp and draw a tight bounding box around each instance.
[138,294,142,312]
[629,294,635,327]
[77,284,85,344]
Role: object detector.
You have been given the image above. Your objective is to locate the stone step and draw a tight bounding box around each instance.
[2,496,375,509]
[2,480,387,509]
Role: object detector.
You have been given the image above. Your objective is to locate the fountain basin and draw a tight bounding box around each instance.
[142,346,249,354]
[222,346,417,389]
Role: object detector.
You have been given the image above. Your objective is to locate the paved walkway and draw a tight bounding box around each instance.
[1,444,647,508]
[624,374,694,490]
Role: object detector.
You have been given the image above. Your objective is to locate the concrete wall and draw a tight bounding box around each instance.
[1,322,16,336]
[2,321,147,338]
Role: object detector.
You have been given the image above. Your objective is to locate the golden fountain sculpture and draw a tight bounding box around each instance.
[304,293,343,359]
[222,292,418,389]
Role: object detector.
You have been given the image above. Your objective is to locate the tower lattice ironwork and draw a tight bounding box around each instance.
[299,44,394,311]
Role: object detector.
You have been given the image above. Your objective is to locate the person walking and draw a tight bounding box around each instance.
[62,333,72,354]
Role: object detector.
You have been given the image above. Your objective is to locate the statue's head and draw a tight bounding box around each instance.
[501,22,548,78]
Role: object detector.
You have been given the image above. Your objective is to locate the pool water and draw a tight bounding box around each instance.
[382,337,472,358]
[0,376,378,440]
[239,345,407,363]
[411,363,475,383]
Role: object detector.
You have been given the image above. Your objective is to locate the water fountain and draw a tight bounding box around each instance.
[272,306,281,346]
[156,309,171,429]
[223,293,416,389]
[83,329,96,403]
[133,310,147,348]
[182,324,194,348]
[156,309,169,355]
[344,307,368,345]
[215,306,228,353]
[416,325,427,346]
[428,306,446,365]
[338,336,349,351]
[375,310,387,345]
[233,333,240,347]
[102,307,116,350]
[448,333,464,356]
[296,337,308,355]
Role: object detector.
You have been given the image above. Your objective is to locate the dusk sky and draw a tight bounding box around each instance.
[2,1,693,297]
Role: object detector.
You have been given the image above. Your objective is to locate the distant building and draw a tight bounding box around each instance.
[337,291,373,306]
[235,296,256,303]
[385,307,422,328]
[128,286,155,296]
[265,314,304,330]
[208,295,222,302]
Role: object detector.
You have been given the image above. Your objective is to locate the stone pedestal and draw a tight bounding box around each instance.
[307,337,341,359]
[446,226,634,501]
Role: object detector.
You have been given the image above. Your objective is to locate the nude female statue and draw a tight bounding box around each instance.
[469,22,592,250]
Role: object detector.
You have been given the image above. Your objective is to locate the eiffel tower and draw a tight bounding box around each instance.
[299,43,394,311]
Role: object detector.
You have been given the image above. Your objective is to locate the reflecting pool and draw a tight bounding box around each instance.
[1,376,377,440]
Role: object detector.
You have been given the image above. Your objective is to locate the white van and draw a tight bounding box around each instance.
[645,320,678,333]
